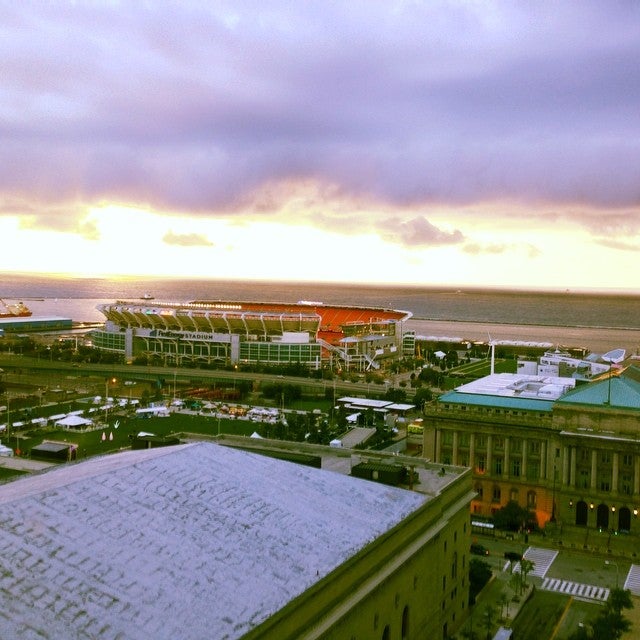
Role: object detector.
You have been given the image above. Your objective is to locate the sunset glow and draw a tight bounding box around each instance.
[1,2,639,291]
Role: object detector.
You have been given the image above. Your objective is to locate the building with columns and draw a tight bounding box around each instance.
[422,366,640,535]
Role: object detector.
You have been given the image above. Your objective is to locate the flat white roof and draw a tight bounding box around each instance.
[0,442,426,639]
[337,396,393,409]
[455,373,576,400]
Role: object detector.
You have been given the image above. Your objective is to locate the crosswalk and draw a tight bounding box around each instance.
[623,564,640,595]
[503,546,557,578]
[541,578,610,602]
[499,546,640,599]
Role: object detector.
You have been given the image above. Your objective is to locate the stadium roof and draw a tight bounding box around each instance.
[0,442,426,640]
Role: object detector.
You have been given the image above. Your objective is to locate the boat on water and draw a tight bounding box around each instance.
[141,293,155,300]
[0,299,32,318]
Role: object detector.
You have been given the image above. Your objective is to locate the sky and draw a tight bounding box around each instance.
[1,1,639,291]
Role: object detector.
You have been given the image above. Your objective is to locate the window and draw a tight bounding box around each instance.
[527,461,540,481]
[511,438,522,453]
[510,488,519,502]
[493,457,503,475]
[476,456,486,473]
[511,459,521,477]
[623,454,633,467]
[494,437,504,451]
[527,491,537,508]
[442,431,454,445]
[579,469,590,489]
[476,435,486,449]
[402,607,409,640]
[529,440,540,455]
[492,486,501,502]
[601,451,611,464]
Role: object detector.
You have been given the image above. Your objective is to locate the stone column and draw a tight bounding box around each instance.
[570,446,576,488]
[469,433,475,472]
[452,431,459,467]
[521,439,527,479]
[504,436,510,479]
[612,452,619,493]
[562,446,570,487]
[487,435,493,478]
[591,450,597,490]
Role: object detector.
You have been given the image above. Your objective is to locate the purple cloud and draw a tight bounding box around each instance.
[1,1,639,236]
[379,216,464,247]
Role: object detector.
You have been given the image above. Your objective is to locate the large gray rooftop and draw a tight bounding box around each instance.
[0,442,427,640]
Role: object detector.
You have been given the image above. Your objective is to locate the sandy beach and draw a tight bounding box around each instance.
[406,318,640,358]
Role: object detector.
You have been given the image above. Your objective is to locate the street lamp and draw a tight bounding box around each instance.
[605,560,619,588]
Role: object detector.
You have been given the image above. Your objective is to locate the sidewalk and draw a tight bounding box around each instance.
[0,455,54,471]
[532,522,640,562]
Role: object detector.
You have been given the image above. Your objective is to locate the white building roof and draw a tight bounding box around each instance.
[0,442,426,640]
[455,373,576,400]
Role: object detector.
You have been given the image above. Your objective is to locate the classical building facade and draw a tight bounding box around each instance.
[422,367,640,536]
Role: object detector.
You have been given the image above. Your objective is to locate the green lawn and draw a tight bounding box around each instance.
[509,589,601,640]
[510,589,570,639]
[19,413,266,461]
[0,466,28,481]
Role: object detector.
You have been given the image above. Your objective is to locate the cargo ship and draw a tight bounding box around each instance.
[0,299,33,318]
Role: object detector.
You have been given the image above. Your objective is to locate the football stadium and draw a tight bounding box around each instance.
[92,299,413,371]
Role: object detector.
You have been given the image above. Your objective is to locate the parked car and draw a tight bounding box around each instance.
[470,543,490,556]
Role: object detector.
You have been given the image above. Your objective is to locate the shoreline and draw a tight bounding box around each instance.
[406,318,640,357]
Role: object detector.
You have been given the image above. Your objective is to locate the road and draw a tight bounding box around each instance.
[0,354,411,400]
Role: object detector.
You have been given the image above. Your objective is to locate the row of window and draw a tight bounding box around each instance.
[475,485,538,507]
[440,432,542,454]
[441,432,637,468]
[442,403,549,420]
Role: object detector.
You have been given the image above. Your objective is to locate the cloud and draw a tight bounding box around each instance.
[463,242,541,258]
[1,1,639,234]
[0,197,100,238]
[163,231,213,247]
[379,216,464,247]
[596,239,639,252]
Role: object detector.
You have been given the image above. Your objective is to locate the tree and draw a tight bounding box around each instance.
[509,571,523,598]
[498,591,509,621]
[567,588,633,640]
[469,558,492,605]
[482,604,496,640]
[413,387,433,410]
[519,558,535,587]
[493,500,537,532]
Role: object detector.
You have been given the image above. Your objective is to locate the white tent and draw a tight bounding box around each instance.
[55,415,93,429]
[0,444,13,457]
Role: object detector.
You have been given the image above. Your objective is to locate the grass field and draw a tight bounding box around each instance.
[510,589,570,639]
[510,589,601,640]
[12,413,268,461]
[0,466,29,481]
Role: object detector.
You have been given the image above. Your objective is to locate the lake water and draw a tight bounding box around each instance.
[2,274,639,355]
